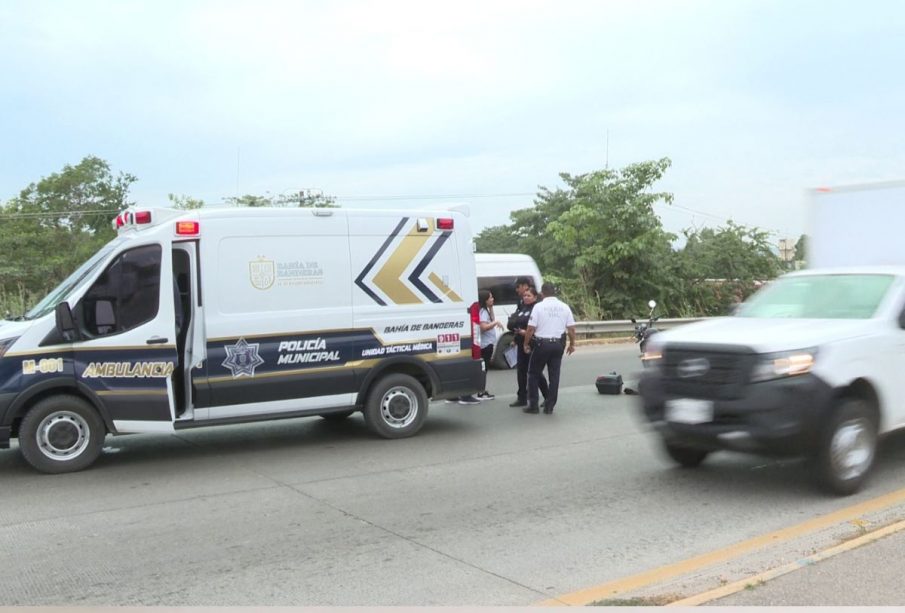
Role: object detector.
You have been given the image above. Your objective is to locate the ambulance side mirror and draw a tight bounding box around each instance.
[55,302,79,342]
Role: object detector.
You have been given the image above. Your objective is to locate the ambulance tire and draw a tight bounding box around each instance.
[18,395,106,474]
[363,373,429,439]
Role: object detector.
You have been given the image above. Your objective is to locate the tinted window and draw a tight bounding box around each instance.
[478,276,523,305]
[79,245,162,337]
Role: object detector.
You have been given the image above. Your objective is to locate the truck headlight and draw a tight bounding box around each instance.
[750,348,817,383]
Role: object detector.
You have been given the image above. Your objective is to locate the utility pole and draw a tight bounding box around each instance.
[235,147,240,197]
[778,238,795,266]
[605,129,610,169]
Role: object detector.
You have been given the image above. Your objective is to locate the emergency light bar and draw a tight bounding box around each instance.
[113,210,153,229]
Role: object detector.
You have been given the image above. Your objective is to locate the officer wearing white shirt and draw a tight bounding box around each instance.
[522,282,577,414]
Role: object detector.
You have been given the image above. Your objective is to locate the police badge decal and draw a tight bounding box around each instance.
[249,257,275,290]
[222,338,265,378]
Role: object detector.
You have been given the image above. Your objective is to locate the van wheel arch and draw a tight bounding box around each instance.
[356,358,437,407]
[833,379,881,430]
[7,380,114,438]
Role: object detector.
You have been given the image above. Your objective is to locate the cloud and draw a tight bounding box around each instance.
[2,0,904,244]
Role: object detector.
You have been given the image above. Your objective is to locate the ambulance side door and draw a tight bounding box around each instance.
[71,243,179,430]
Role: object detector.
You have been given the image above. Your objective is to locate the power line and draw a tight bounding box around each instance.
[336,192,536,201]
[0,209,115,220]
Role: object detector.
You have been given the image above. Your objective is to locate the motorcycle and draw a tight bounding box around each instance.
[630,299,661,367]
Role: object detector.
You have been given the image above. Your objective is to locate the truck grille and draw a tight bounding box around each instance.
[662,347,754,400]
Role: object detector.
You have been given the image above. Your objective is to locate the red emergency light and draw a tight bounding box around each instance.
[437,218,454,230]
[175,221,200,236]
[134,211,152,224]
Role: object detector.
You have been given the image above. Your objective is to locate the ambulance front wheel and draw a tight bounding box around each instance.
[363,373,429,439]
[18,395,106,474]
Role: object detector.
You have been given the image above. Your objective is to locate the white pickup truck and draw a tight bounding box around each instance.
[639,180,905,495]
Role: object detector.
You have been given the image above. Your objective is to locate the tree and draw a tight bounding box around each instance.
[168,193,205,210]
[224,191,339,208]
[474,224,522,253]
[224,194,272,207]
[524,158,677,319]
[676,221,783,314]
[0,157,136,304]
[795,234,808,266]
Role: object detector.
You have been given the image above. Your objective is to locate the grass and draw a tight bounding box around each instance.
[592,593,685,606]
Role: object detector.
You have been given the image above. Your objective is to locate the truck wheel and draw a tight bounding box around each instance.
[813,397,877,496]
[363,374,429,439]
[18,395,106,474]
[321,410,355,422]
[663,441,709,468]
[491,333,515,369]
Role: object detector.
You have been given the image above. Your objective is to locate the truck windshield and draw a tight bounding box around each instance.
[24,237,126,320]
[738,274,895,319]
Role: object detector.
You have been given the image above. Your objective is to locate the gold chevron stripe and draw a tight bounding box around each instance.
[372,220,435,304]
[428,272,463,303]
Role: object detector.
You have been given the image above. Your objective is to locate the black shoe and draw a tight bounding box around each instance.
[523,406,539,414]
[543,408,554,414]
[509,400,527,407]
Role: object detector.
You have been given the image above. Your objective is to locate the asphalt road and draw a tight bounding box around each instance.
[3,343,905,605]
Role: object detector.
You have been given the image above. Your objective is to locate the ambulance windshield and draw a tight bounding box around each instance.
[24,237,127,320]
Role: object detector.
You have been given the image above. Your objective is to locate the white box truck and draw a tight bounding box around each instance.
[639,180,905,495]
[0,206,484,473]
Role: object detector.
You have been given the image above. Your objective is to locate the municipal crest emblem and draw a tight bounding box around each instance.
[222,338,265,378]
[249,258,275,290]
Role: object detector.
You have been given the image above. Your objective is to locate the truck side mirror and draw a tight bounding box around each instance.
[55,302,79,342]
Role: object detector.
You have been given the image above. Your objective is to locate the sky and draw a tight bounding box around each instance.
[2,0,904,243]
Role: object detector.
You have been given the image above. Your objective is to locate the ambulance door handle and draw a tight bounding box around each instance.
[146,336,169,345]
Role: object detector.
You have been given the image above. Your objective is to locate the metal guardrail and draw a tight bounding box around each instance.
[573,318,707,338]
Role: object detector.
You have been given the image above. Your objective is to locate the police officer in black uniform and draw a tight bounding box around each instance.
[507,284,548,407]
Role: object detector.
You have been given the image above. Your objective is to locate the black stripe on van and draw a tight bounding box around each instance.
[355,217,409,306]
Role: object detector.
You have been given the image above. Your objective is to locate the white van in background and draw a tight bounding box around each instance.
[475,253,543,369]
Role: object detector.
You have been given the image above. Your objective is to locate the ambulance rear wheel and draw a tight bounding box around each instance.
[364,374,428,439]
[19,395,106,474]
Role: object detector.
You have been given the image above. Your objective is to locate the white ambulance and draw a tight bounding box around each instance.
[0,206,484,473]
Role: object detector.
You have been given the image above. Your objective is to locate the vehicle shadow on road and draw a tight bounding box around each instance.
[0,411,481,476]
[643,428,905,501]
